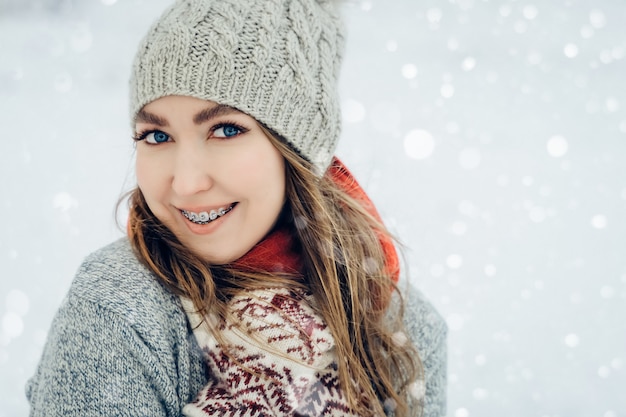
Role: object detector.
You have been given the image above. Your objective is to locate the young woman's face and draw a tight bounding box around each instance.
[134,95,286,264]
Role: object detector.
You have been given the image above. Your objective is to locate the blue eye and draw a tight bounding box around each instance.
[145,131,170,144]
[132,129,171,144]
[214,124,242,138]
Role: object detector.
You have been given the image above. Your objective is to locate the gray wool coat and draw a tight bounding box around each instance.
[26,238,447,416]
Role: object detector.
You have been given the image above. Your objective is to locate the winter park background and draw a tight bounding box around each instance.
[1,0,626,416]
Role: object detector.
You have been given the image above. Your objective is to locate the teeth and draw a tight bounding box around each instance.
[181,205,233,225]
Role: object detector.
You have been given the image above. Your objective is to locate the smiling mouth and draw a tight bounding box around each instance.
[180,203,236,225]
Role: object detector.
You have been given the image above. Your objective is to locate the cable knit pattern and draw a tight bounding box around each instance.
[181,289,361,416]
[26,239,447,416]
[129,0,345,173]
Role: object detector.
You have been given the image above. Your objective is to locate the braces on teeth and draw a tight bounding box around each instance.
[181,205,234,224]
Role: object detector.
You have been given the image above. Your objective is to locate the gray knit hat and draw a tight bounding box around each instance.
[129,0,345,173]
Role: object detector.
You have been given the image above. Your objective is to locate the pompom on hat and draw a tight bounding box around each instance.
[129,0,345,173]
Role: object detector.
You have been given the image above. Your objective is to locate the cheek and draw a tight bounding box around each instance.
[245,151,285,196]
[135,156,151,191]
[135,153,167,202]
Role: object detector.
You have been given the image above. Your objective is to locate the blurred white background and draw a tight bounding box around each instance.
[1,0,625,416]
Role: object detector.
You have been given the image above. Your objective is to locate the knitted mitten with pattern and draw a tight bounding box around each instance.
[181,288,360,417]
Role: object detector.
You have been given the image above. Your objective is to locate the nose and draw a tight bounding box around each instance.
[171,143,213,196]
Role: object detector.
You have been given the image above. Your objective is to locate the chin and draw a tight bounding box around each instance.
[195,247,248,266]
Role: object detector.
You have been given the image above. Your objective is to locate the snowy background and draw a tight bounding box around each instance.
[1,0,625,416]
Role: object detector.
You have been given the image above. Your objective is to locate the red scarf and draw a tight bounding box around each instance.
[233,157,400,283]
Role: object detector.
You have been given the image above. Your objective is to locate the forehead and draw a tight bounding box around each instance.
[135,96,246,126]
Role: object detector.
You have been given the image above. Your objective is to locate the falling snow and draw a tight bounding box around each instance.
[591,214,608,229]
[403,129,435,160]
[391,331,408,347]
[401,63,418,79]
[564,333,580,348]
[563,43,579,58]
[342,98,366,124]
[546,135,569,158]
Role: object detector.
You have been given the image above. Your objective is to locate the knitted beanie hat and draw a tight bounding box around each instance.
[129,0,345,173]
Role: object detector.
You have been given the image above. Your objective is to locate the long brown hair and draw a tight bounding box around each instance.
[123,126,424,416]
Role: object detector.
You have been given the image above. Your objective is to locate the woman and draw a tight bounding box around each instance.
[27,0,447,416]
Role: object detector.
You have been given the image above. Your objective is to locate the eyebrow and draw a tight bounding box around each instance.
[193,104,241,125]
[135,109,169,126]
[134,104,241,127]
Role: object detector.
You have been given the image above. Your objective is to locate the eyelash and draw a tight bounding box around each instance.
[132,130,163,143]
[132,121,248,143]
[211,121,248,137]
